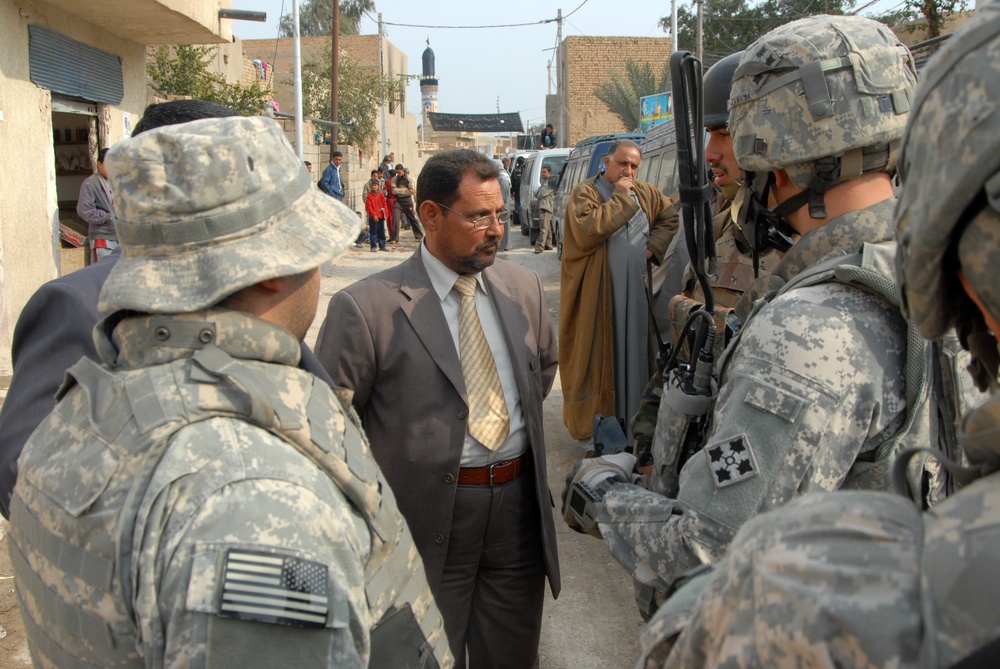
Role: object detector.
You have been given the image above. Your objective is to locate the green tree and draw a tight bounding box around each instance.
[594,60,671,133]
[661,0,853,65]
[882,0,966,37]
[298,49,404,149]
[147,45,271,116]
[279,0,375,37]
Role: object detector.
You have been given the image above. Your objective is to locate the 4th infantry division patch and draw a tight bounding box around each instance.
[707,434,758,489]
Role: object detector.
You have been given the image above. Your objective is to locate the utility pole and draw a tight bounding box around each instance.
[379,13,387,159]
[291,0,304,160]
[696,0,704,61]
[330,0,340,155]
[671,0,678,52]
[556,8,563,148]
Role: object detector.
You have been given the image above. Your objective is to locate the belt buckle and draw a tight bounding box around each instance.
[488,459,513,486]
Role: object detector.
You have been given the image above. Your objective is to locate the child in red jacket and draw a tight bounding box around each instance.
[365,170,389,252]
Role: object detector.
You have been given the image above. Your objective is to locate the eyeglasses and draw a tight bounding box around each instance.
[434,202,510,231]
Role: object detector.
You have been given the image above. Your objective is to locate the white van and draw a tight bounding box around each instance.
[518,148,572,246]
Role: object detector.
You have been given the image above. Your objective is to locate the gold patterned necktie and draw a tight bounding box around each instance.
[453,275,510,451]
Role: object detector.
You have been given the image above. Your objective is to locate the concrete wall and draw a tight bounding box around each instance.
[0,0,227,376]
[0,0,152,375]
[558,35,672,147]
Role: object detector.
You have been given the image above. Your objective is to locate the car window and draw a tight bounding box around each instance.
[658,152,678,195]
[641,153,661,187]
[541,155,568,182]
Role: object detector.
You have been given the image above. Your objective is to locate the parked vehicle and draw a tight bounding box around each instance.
[518,148,571,246]
[508,152,533,233]
[636,121,679,201]
[550,133,645,258]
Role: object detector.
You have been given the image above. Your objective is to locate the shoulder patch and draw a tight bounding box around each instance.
[706,435,758,489]
[217,549,330,628]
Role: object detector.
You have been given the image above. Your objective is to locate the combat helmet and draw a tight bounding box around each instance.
[895,2,1000,392]
[703,51,742,129]
[729,14,916,219]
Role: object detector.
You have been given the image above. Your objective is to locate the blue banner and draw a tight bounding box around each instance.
[640,92,672,132]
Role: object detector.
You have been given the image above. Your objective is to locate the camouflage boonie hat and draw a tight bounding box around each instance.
[99,116,355,313]
[729,15,915,188]
[895,2,1000,340]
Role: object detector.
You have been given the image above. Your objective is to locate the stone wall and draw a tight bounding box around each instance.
[558,35,672,147]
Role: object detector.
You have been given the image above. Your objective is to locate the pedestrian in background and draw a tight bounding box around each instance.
[76,147,117,264]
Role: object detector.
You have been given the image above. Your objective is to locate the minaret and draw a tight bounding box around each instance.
[420,39,439,128]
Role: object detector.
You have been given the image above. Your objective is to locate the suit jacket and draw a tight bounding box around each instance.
[0,251,334,518]
[315,251,561,597]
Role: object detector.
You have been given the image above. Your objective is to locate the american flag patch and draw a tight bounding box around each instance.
[218,549,330,628]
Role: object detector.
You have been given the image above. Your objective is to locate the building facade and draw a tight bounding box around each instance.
[241,34,421,188]
[0,0,233,379]
[557,35,672,147]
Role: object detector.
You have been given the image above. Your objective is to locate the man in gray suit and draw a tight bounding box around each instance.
[316,149,560,668]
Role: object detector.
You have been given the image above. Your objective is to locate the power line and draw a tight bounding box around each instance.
[381,0,590,30]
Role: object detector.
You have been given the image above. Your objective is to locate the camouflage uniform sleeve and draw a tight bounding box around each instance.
[134,419,374,669]
[651,492,922,668]
[600,283,908,593]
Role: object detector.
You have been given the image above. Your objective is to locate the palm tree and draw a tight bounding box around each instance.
[594,60,670,133]
[279,0,376,37]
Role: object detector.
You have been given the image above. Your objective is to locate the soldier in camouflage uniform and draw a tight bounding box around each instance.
[632,52,780,461]
[572,15,935,608]
[669,51,779,324]
[8,116,452,669]
[641,5,1000,665]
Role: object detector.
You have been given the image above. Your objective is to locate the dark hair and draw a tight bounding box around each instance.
[331,151,343,159]
[606,138,641,158]
[304,161,312,167]
[370,169,379,176]
[545,124,553,129]
[132,100,238,136]
[417,149,499,209]
[97,148,111,163]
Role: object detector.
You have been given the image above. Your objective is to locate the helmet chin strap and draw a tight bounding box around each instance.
[737,170,795,277]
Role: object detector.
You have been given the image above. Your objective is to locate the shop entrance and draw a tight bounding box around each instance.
[51,97,100,270]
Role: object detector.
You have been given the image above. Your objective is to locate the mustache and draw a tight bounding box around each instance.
[476,238,499,252]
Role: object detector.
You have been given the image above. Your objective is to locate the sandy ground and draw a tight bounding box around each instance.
[0,227,642,668]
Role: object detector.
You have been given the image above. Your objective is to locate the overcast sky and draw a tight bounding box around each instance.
[230,0,905,132]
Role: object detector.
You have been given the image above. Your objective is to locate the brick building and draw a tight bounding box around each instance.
[557,35,672,147]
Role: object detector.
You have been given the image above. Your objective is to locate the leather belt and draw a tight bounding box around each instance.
[457,454,528,486]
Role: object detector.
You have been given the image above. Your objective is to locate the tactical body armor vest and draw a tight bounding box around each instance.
[10,333,446,668]
[712,241,973,502]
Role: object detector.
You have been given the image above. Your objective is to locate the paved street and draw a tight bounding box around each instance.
[0,224,643,668]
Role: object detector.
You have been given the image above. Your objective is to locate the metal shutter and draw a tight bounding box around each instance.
[29,25,124,105]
